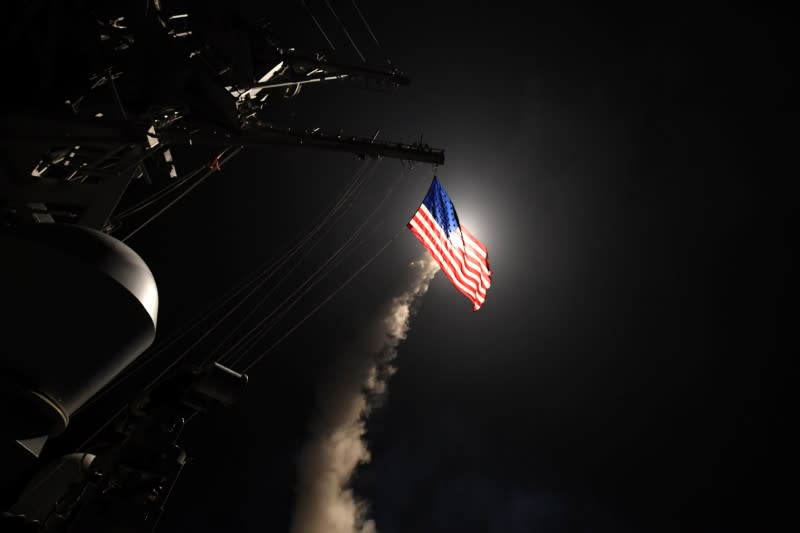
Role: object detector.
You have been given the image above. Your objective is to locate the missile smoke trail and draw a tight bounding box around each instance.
[290,256,439,533]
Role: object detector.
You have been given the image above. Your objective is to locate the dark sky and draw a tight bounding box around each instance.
[54,3,788,532]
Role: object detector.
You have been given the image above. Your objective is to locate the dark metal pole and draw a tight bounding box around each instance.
[163,127,444,166]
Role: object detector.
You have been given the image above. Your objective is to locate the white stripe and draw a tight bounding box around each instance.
[414,212,491,300]
[412,212,485,296]
[409,218,485,304]
[462,250,491,285]
[461,229,492,285]
[418,205,491,279]
[410,215,483,298]
[408,219,477,297]
[462,231,487,258]
[410,205,492,308]
[463,241,491,276]
[416,207,487,291]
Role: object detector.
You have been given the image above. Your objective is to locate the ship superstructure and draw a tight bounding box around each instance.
[0,2,443,530]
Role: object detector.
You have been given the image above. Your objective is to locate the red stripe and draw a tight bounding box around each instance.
[407,206,492,311]
[461,236,492,285]
[411,212,477,291]
[408,219,478,299]
[408,223,482,307]
[413,210,491,302]
[416,208,490,282]
[408,226,476,303]
[460,226,492,287]
[461,226,488,255]
[409,216,484,302]
[408,217,485,305]
[463,239,491,273]
[415,208,487,294]
[460,228,491,276]
[460,244,492,287]
[411,212,485,297]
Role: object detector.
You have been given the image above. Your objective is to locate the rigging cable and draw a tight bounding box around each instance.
[175,158,376,371]
[243,232,400,373]
[202,167,372,366]
[115,165,206,219]
[350,0,384,53]
[74,232,308,416]
[226,164,407,370]
[57,230,401,503]
[137,159,379,391]
[300,0,336,51]
[79,159,373,415]
[171,158,375,370]
[120,146,244,242]
[324,0,367,63]
[223,163,405,369]
[350,0,393,66]
[219,170,395,368]
[221,222,384,370]
[216,210,372,367]
[77,161,398,459]
[220,231,367,368]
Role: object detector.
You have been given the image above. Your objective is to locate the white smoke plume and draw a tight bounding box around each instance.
[290,256,439,533]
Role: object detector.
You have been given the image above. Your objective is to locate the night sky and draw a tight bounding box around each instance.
[44,3,789,532]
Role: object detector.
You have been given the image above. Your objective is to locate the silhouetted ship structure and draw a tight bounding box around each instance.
[0,2,443,530]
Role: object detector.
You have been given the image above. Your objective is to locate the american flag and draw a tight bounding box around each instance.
[407,177,492,311]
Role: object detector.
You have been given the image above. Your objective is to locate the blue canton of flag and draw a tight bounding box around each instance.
[408,177,492,311]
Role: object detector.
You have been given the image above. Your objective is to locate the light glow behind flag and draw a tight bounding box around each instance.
[407,177,492,311]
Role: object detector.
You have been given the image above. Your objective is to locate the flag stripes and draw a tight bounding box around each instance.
[407,178,491,311]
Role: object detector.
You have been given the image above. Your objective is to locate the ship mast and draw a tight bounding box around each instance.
[1,4,443,233]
